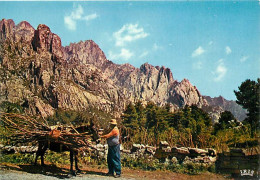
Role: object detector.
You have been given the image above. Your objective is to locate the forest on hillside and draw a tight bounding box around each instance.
[120,79,259,151]
[1,79,259,153]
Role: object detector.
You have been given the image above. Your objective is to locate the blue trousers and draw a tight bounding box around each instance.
[107,144,121,175]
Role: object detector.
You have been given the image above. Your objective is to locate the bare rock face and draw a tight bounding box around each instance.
[0,19,15,41]
[41,70,51,88]
[101,62,206,111]
[64,40,107,67]
[203,96,247,122]
[169,79,207,108]
[139,65,174,104]
[15,21,35,42]
[0,19,247,121]
[29,96,54,118]
[32,24,63,60]
[32,24,52,51]
[51,34,63,59]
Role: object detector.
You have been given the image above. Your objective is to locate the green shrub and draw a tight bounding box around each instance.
[0,101,24,113]
[0,151,216,175]
[44,151,70,165]
[120,154,214,175]
[0,153,34,164]
[181,162,206,175]
[208,164,216,173]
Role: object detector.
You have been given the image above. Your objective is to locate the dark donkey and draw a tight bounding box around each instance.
[34,121,100,175]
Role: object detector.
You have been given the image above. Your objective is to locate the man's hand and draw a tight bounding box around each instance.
[98,129,104,135]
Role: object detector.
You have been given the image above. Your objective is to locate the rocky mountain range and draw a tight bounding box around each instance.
[0,19,247,122]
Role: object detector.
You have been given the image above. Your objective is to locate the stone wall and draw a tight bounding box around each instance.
[93,141,259,179]
[0,144,38,154]
[216,148,260,179]
[1,141,259,179]
[92,141,217,166]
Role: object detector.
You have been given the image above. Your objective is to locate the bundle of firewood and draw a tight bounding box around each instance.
[0,113,96,152]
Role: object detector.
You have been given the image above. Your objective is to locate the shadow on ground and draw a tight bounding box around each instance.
[0,164,107,179]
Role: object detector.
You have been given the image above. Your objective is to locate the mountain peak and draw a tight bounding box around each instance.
[181,78,191,84]
[159,66,174,83]
[140,63,156,74]
[64,39,107,67]
[37,24,51,32]
[32,24,53,51]
[32,23,63,60]
[16,21,34,30]
[0,18,15,41]
[15,21,35,42]
[0,18,246,121]
[0,18,15,26]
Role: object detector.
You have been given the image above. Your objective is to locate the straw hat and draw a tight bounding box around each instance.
[109,119,117,125]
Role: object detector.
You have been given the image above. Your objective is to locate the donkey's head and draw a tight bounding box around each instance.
[89,119,100,143]
[75,120,100,143]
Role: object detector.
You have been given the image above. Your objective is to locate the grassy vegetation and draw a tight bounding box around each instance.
[0,153,35,165]
[120,154,215,175]
[0,152,215,175]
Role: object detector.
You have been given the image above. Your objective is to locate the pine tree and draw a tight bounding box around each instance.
[234,79,260,135]
[122,102,138,129]
[134,100,146,128]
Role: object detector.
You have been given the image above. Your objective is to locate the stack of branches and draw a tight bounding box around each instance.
[0,113,96,152]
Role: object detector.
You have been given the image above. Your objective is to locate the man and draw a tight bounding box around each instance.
[100,119,121,178]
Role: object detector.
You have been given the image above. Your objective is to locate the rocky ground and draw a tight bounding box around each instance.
[0,162,230,180]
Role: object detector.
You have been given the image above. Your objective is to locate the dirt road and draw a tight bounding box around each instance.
[0,163,230,180]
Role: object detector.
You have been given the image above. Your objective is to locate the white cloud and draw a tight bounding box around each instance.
[83,13,98,21]
[240,56,249,63]
[64,16,76,31]
[225,46,232,55]
[113,24,149,47]
[192,46,205,57]
[213,59,227,82]
[108,48,134,61]
[139,51,148,58]
[70,4,84,20]
[64,5,98,31]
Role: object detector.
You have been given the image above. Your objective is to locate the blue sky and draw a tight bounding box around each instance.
[0,1,259,100]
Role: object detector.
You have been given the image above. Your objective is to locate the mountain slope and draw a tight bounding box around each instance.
[0,19,246,121]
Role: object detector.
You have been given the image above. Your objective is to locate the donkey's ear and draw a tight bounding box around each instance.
[90,119,94,126]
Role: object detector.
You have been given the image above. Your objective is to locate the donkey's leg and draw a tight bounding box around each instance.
[34,150,40,165]
[70,150,76,175]
[40,154,44,166]
[35,142,43,165]
[75,152,81,172]
[40,144,48,166]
